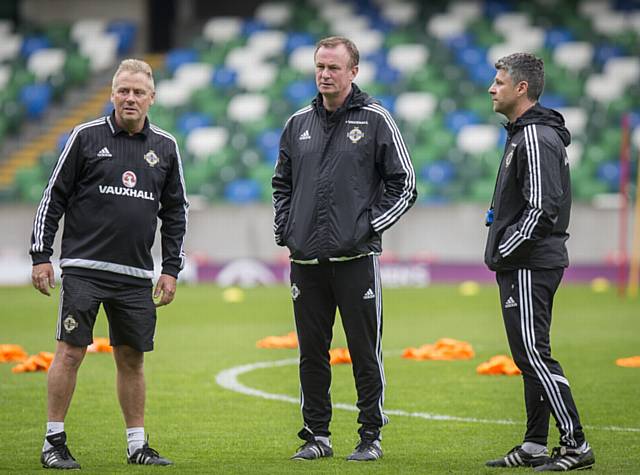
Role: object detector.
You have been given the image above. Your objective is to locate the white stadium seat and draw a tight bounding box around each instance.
[246,30,287,58]
[71,19,106,43]
[202,17,242,44]
[427,14,467,39]
[174,62,214,92]
[394,92,437,123]
[289,45,317,74]
[236,63,278,91]
[155,79,192,108]
[553,42,594,73]
[255,2,292,27]
[457,124,501,154]
[78,33,118,72]
[381,2,418,26]
[556,107,588,137]
[227,93,270,122]
[186,126,229,159]
[27,48,67,81]
[388,44,429,74]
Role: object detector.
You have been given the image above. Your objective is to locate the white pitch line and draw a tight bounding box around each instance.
[215,358,640,433]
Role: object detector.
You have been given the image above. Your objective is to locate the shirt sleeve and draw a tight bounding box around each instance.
[369,105,417,233]
[158,141,189,278]
[29,129,83,264]
[498,125,564,258]
[272,122,292,246]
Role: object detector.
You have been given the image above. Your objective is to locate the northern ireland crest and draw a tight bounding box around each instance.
[347,126,364,144]
[144,150,159,167]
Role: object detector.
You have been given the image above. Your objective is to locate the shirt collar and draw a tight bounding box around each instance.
[107,110,150,138]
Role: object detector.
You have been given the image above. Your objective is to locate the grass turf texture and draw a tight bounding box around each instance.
[1,284,638,474]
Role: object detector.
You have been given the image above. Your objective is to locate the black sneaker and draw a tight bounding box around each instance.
[41,431,81,470]
[486,445,551,468]
[290,440,333,460]
[346,439,383,461]
[127,440,173,466]
[534,445,595,472]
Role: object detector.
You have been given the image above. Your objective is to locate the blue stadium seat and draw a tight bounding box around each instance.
[257,128,282,165]
[20,83,52,119]
[165,48,199,75]
[376,95,396,113]
[596,161,620,190]
[484,0,513,18]
[57,132,71,153]
[176,112,213,136]
[212,67,237,89]
[285,32,316,54]
[444,110,481,134]
[224,178,262,203]
[375,63,401,84]
[107,20,137,55]
[545,28,574,49]
[20,35,51,59]
[539,93,568,109]
[242,19,268,36]
[421,160,456,185]
[285,79,317,107]
[594,44,624,65]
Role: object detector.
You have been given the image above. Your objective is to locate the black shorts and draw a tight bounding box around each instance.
[57,274,157,352]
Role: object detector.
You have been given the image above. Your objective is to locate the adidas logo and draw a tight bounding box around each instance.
[299,129,311,141]
[97,147,112,158]
[504,296,518,308]
[363,288,375,300]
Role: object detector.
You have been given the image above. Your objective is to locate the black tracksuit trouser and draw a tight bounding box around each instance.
[290,255,388,439]
[497,268,586,448]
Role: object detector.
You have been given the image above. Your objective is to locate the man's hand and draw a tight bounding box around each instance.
[154,274,177,307]
[32,263,55,296]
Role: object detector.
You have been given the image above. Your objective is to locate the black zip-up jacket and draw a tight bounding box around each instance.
[484,103,571,272]
[272,84,417,262]
[30,112,189,285]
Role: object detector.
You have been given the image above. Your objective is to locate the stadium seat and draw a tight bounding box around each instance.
[176,112,213,136]
[285,79,317,107]
[71,19,106,44]
[395,92,437,123]
[553,42,594,73]
[174,62,214,92]
[255,2,292,27]
[380,2,418,26]
[236,63,278,91]
[585,73,626,103]
[165,48,200,75]
[20,35,51,59]
[0,33,21,62]
[421,160,456,185]
[19,83,52,119]
[224,178,262,203]
[78,33,118,71]
[212,67,237,89]
[387,44,429,75]
[545,27,575,49]
[106,20,137,55]
[603,56,640,89]
[556,107,588,137]
[427,13,468,40]
[246,30,287,58]
[445,110,481,134]
[186,126,229,159]
[227,93,270,122]
[457,124,500,154]
[289,45,317,74]
[155,79,191,108]
[27,48,66,81]
[203,17,243,44]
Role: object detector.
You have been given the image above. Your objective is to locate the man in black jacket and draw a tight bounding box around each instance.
[272,36,416,462]
[483,53,594,472]
[30,59,188,469]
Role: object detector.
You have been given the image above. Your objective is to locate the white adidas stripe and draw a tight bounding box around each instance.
[150,124,190,271]
[518,269,576,447]
[499,125,544,257]
[363,104,416,232]
[31,117,107,254]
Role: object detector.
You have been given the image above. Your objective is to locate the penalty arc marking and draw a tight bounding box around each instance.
[215,358,640,433]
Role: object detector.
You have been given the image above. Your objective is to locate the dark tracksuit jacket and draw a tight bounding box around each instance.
[272,85,416,438]
[30,112,189,286]
[484,103,585,448]
[273,84,417,261]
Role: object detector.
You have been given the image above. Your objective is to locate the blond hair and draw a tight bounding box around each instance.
[112,58,155,92]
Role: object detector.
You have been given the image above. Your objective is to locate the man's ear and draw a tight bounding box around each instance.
[517,80,529,98]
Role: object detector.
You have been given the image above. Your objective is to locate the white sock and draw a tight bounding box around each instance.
[127,427,145,455]
[43,422,65,451]
[315,436,331,448]
[522,442,547,455]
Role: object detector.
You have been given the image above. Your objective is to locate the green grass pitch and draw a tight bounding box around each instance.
[1,283,639,473]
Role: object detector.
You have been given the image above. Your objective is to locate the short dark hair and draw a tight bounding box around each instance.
[495,53,544,101]
[314,36,360,68]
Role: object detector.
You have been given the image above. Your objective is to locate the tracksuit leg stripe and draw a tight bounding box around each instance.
[518,269,576,447]
[56,277,64,340]
[372,255,388,426]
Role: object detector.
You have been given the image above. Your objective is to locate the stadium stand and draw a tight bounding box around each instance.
[0,0,638,205]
